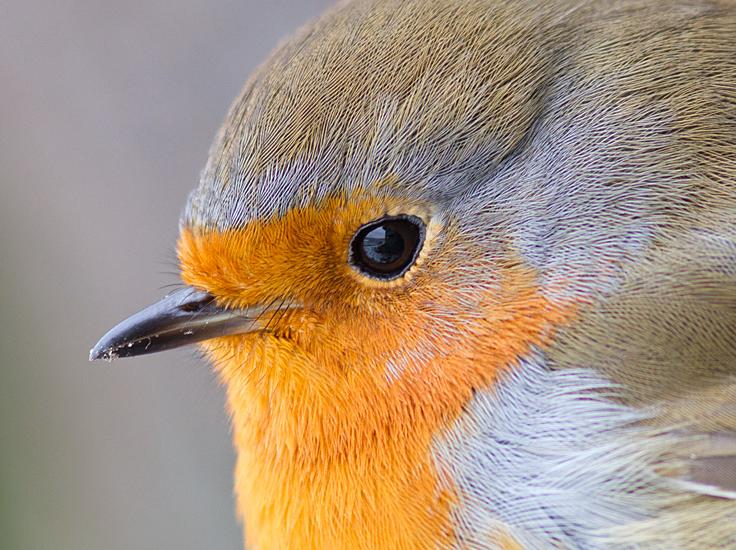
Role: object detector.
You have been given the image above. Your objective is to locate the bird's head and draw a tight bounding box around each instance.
[93,0,577,442]
[89,1,608,545]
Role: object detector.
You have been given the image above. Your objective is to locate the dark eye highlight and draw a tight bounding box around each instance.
[349,215,425,280]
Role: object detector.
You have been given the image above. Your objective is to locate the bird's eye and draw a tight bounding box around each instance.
[349,215,425,280]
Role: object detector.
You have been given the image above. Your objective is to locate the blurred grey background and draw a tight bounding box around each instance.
[0,1,331,548]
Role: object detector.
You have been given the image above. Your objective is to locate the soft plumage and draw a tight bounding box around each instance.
[94,0,736,547]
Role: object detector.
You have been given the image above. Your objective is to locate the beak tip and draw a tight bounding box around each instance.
[89,341,117,362]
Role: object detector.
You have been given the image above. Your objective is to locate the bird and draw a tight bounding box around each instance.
[90,0,736,547]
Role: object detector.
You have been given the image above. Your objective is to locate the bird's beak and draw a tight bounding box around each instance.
[89,286,261,361]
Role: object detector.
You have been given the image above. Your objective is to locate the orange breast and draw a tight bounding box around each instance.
[178,197,577,548]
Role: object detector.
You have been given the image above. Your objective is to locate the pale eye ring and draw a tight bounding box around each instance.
[349,215,425,280]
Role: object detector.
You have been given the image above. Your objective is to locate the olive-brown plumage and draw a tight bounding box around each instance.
[93,0,736,547]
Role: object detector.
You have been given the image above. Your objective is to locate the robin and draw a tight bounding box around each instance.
[90,0,736,547]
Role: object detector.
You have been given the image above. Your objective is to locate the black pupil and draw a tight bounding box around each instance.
[351,216,423,279]
[363,225,405,265]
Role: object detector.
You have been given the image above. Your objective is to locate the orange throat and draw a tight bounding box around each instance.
[177,200,576,549]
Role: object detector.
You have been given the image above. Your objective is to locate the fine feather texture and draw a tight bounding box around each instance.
[436,356,660,549]
[436,356,736,549]
[177,0,736,547]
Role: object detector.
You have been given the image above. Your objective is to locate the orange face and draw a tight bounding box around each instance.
[177,190,576,548]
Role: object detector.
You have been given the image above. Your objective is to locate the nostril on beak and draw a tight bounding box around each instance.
[178,293,215,313]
